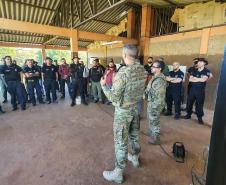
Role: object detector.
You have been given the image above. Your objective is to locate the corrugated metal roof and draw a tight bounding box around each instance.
[0,0,210,48]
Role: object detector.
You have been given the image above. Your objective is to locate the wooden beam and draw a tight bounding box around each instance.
[0,41,87,51]
[0,18,72,37]
[127,8,135,38]
[150,30,203,43]
[141,4,152,38]
[0,18,138,44]
[70,29,79,58]
[200,28,210,55]
[41,46,46,61]
[78,31,138,44]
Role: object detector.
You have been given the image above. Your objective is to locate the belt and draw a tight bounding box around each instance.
[27,79,37,82]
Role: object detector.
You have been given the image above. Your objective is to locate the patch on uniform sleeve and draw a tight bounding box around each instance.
[151,78,165,90]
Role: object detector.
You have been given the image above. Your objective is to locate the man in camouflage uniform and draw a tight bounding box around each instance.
[145,59,166,145]
[100,44,146,184]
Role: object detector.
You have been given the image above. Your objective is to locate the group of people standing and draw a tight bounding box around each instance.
[101,44,212,184]
[0,45,213,184]
[0,55,117,113]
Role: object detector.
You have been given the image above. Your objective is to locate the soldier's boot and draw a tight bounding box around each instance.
[128,153,139,168]
[103,167,123,184]
[148,135,160,145]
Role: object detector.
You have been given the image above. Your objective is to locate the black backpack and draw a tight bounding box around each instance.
[172,142,186,163]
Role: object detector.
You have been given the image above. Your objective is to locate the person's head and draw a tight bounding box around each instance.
[151,59,165,75]
[197,58,208,68]
[93,58,99,66]
[72,56,80,64]
[147,57,153,64]
[79,60,84,65]
[122,44,138,65]
[4,56,12,66]
[61,58,66,64]
[53,60,58,65]
[45,57,53,66]
[172,62,180,71]
[26,59,34,68]
[1,57,5,65]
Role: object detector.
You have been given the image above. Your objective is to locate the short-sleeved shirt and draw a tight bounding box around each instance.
[42,65,57,80]
[190,68,211,89]
[23,66,40,81]
[0,64,22,82]
[167,69,184,89]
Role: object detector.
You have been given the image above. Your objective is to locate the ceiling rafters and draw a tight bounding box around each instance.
[4,0,56,12]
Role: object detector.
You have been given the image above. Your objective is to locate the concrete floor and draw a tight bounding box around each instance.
[0,99,212,185]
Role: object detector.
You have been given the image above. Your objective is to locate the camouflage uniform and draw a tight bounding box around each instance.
[145,73,166,138]
[101,62,146,170]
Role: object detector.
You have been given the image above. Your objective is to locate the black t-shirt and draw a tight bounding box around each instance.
[167,69,184,89]
[42,65,57,80]
[89,66,104,82]
[0,64,22,82]
[190,68,211,89]
[70,63,84,80]
[23,66,40,81]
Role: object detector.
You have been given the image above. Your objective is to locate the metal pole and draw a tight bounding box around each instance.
[206,46,226,185]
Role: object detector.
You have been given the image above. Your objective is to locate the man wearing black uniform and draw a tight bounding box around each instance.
[23,59,44,106]
[183,58,212,124]
[165,62,184,119]
[70,56,88,106]
[42,57,58,104]
[0,56,26,110]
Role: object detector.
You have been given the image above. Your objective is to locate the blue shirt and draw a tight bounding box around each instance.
[190,68,211,89]
[23,66,40,81]
[167,69,184,89]
[42,65,57,80]
[0,64,22,82]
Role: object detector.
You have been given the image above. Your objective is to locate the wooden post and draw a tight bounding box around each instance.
[140,4,153,64]
[127,8,135,38]
[200,28,210,55]
[41,45,46,63]
[70,29,78,58]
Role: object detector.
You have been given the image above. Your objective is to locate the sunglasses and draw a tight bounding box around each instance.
[151,65,160,68]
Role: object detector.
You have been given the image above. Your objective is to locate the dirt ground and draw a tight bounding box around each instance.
[0,98,212,185]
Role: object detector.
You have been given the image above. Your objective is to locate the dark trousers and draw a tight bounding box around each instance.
[7,81,26,109]
[60,78,71,97]
[83,78,88,96]
[71,79,85,102]
[186,87,205,118]
[44,79,57,102]
[166,88,182,116]
[3,85,7,101]
[27,80,43,104]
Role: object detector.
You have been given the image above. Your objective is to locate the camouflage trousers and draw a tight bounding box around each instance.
[113,106,141,170]
[147,102,164,138]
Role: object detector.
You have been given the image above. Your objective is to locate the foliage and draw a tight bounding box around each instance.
[0,47,88,66]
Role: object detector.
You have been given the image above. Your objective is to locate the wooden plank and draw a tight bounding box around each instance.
[78,31,138,44]
[127,8,135,38]
[150,30,203,43]
[0,41,87,51]
[70,29,78,53]
[0,18,138,44]
[0,18,72,37]
[141,4,151,38]
[200,28,210,55]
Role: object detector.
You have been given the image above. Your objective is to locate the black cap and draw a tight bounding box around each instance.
[198,58,208,65]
